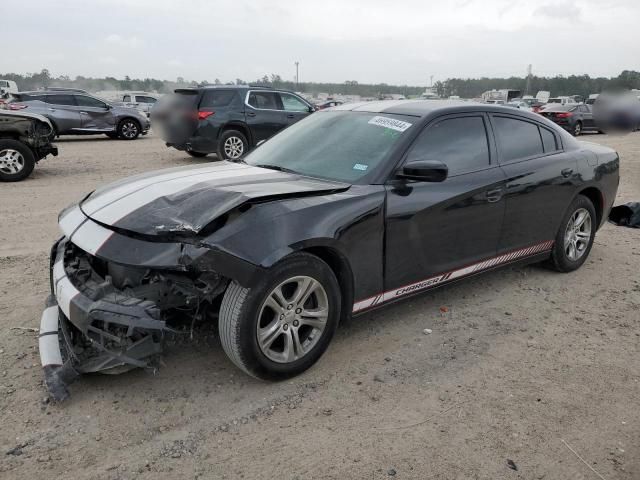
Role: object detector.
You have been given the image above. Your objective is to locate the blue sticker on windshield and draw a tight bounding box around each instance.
[353,164,368,171]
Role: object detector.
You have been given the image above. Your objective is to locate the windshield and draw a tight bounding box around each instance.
[243,111,414,183]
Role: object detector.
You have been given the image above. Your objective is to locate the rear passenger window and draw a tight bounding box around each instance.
[200,90,235,108]
[248,92,280,110]
[44,94,76,106]
[406,116,490,176]
[493,116,543,162]
[540,127,558,153]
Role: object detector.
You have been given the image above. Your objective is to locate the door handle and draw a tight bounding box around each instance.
[561,168,573,178]
[246,111,256,117]
[48,108,56,112]
[485,188,504,203]
[286,113,295,118]
[80,111,88,115]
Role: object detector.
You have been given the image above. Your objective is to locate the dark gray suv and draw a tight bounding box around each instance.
[7,89,150,140]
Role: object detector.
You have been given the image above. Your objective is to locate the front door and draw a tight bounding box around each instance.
[384,114,507,298]
[75,95,114,131]
[245,91,288,144]
[278,92,312,126]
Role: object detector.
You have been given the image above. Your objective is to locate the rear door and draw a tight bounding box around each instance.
[384,113,507,294]
[245,91,288,143]
[75,95,114,131]
[42,94,83,133]
[278,92,312,125]
[490,114,578,253]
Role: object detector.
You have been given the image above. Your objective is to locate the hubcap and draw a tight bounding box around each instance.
[121,122,138,138]
[257,276,329,363]
[574,123,581,135]
[0,149,25,175]
[223,136,244,159]
[564,207,591,261]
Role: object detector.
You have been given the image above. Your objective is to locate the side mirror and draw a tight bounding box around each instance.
[398,160,448,182]
[308,105,316,113]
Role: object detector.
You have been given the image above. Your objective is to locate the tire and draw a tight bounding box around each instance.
[548,195,596,272]
[572,121,582,136]
[0,139,36,182]
[216,129,248,161]
[219,252,341,380]
[187,151,208,158]
[117,118,141,140]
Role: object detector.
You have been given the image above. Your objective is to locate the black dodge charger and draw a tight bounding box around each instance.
[39,101,619,400]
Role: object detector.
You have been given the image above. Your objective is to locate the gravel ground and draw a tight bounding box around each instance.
[0,132,638,479]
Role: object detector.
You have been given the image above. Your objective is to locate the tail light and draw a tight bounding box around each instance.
[8,103,27,110]
[195,110,214,120]
[555,112,573,118]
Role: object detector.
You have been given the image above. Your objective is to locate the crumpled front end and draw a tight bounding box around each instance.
[39,207,232,401]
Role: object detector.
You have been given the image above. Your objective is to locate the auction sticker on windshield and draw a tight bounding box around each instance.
[368,116,413,132]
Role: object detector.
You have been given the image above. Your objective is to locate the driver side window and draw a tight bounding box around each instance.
[406,116,490,176]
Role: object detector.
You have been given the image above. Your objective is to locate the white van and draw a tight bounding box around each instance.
[0,80,18,98]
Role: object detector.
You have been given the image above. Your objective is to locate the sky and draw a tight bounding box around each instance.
[4,0,640,85]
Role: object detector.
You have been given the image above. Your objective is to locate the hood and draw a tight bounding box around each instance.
[79,161,350,237]
[0,109,54,128]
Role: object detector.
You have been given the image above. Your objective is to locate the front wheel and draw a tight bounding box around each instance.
[217,129,248,161]
[548,195,596,272]
[572,121,582,136]
[117,119,140,140]
[0,139,36,182]
[219,252,341,380]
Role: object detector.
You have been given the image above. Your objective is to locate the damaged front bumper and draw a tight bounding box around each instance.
[39,239,171,401]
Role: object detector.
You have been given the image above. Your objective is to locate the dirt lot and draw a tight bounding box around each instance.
[0,132,638,479]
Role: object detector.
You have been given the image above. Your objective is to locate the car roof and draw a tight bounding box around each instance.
[330,99,544,118]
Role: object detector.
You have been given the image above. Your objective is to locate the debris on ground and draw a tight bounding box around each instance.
[423,328,433,335]
[506,459,518,471]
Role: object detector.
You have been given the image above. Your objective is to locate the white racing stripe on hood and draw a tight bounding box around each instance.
[84,166,274,226]
[69,219,114,256]
[82,162,251,215]
[59,205,87,237]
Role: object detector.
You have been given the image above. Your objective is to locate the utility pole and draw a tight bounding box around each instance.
[430,75,434,87]
[525,64,532,96]
[295,61,299,90]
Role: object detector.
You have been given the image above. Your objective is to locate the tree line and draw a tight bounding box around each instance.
[2,69,640,99]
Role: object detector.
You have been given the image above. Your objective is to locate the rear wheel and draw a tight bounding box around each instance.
[548,195,596,272]
[0,139,36,182]
[217,129,248,161]
[218,252,341,380]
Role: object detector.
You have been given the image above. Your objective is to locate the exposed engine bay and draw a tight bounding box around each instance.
[43,240,228,401]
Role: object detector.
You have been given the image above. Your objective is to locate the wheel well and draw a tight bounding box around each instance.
[222,123,251,145]
[578,187,603,226]
[302,246,354,323]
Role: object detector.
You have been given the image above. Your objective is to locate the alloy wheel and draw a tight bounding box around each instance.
[223,136,244,159]
[574,122,582,136]
[564,207,591,261]
[121,121,138,139]
[0,149,25,175]
[257,276,329,363]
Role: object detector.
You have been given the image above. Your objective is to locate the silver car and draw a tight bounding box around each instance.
[7,89,150,140]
